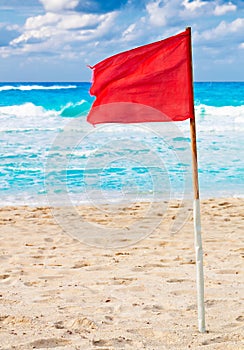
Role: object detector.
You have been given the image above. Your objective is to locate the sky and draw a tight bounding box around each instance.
[0,0,243,82]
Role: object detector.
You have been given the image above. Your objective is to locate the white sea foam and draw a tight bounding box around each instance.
[174,104,244,134]
[61,99,87,110]
[0,100,89,119]
[0,84,77,91]
[0,103,67,132]
[195,104,244,132]
[195,104,244,118]
[0,102,243,134]
[0,102,58,118]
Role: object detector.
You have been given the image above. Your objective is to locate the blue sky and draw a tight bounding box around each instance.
[0,0,243,81]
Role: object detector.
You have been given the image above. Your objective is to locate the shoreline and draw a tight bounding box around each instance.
[0,194,243,208]
[0,197,243,349]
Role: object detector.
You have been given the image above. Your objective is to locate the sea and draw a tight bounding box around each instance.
[0,82,243,207]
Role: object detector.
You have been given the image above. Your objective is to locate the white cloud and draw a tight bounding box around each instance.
[6,24,20,31]
[194,18,244,42]
[146,0,186,27]
[182,0,207,12]
[10,11,117,49]
[145,0,215,27]
[58,13,103,30]
[122,23,136,38]
[146,0,167,26]
[214,2,236,16]
[25,13,60,30]
[209,18,244,37]
[229,18,244,32]
[239,42,244,49]
[22,11,109,32]
[122,22,145,42]
[39,0,79,12]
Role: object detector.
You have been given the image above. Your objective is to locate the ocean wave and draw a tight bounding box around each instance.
[194,104,244,132]
[0,102,243,132]
[195,104,244,118]
[0,84,77,92]
[0,100,89,119]
[0,102,59,118]
[60,100,89,118]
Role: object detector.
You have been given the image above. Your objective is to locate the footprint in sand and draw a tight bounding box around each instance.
[0,274,10,280]
[92,336,132,347]
[54,316,97,334]
[218,201,232,207]
[111,277,136,285]
[0,315,32,326]
[166,278,186,283]
[72,260,91,268]
[67,317,97,333]
[27,338,70,349]
[143,304,164,312]
[201,335,229,346]
[236,315,244,322]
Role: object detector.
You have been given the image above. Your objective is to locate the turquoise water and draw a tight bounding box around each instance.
[0,82,243,205]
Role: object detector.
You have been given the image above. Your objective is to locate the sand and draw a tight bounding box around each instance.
[0,198,243,349]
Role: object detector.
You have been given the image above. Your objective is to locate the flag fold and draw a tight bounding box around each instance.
[87,28,193,125]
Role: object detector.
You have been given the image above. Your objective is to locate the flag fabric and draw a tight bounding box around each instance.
[87,28,194,125]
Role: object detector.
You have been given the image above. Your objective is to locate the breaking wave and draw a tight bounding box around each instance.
[0,84,77,92]
[1,101,243,116]
[0,103,58,118]
[195,104,244,119]
[0,100,89,119]
[0,102,243,133]
[60,100,90,118]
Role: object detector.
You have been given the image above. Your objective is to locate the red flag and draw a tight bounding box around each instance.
[87,28,194,125]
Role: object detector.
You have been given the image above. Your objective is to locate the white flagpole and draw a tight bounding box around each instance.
[187,27,206,333]
[190,117,206,333]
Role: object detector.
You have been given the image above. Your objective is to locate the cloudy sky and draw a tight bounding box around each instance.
[0,0,243,82]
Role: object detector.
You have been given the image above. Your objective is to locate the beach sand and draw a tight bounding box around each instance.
[0,198,243,349]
